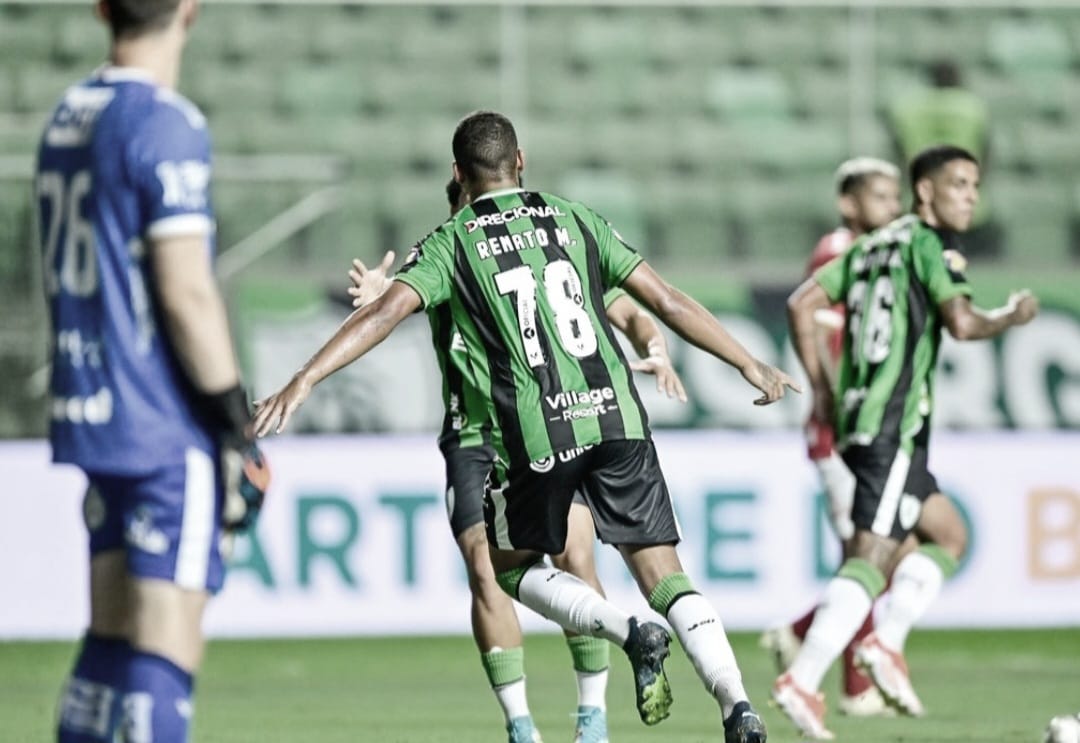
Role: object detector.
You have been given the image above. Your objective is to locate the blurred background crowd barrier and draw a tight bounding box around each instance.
[1,0,1078,436]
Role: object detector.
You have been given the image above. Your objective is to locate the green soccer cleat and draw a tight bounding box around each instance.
[622,617,673,725]
[573,705,609,743]
[506,716,543,743]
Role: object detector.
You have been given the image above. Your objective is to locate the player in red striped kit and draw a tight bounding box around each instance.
[762,157,903,717]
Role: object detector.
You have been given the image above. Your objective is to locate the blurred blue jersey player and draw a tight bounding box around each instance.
[38,2,268,741]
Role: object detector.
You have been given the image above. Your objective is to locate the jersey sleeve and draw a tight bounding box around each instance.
[394,230,454,308]
[813,250,850,303]
[602,287,628,308]
[125,93,213,240]
[579,206,644,288]
[912,232,973,304]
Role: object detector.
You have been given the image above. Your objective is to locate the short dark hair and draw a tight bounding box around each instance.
[452,111,518,183]
[102,0,182,39]
[909,145,978,204]
[445,178,462,211]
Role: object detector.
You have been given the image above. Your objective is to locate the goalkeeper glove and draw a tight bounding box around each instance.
[199,384,271,532]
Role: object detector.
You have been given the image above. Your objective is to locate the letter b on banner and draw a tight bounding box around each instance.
[1028,488,1080,579]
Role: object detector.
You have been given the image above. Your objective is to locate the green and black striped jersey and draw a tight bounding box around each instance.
[815,215,972,450]
[430,288,630,454]
[397,188,648,467]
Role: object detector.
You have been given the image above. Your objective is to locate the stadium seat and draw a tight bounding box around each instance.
[52,14,108,69]
[704,66,794,122]
[988,176,1071,266]
[10,65,71,115]
[558,169,648,249]
[987,18,1071,75]
[732,120,848,175]
[646,176,737,263]
[730,174,834,262]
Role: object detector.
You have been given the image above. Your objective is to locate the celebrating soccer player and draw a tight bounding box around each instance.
[256,111,800,743]
[345,178,686,743]
[39,2,268,741]
[761,157,905,718]
[775,145,1039,739]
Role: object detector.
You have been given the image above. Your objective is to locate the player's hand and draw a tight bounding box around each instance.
[347,251,395,308]
[220,439,270,532]
[1007,289,1039,326]
[741,359,802,406]
[253,374,313,437]
[629,355,688,402]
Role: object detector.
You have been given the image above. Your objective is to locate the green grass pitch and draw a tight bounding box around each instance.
[2,629,1077,742]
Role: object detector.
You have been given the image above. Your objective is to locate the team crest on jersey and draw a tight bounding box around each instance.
[529,457,555,473]
[942,249,968,280]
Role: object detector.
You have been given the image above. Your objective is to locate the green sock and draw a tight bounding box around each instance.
[647,572,697,615]
[566,635,610,674]
[481,646,525,688]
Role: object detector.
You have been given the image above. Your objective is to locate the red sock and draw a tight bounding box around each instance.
[842,611,875,696]
[790,605,817,641]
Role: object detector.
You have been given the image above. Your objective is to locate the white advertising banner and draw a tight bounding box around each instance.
[1,432,1077,639]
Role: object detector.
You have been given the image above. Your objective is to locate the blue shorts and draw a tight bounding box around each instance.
[83,448,225,593]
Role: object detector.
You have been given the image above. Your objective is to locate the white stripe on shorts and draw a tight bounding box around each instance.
[871,449,911,536]
[488,483,512,550]
[175,447,216,590]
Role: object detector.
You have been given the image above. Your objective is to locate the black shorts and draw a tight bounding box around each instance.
[444,444,585,539]
[843,440,941,541]
[484,439,680,554]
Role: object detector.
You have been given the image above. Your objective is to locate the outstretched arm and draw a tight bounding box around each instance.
[605,294,687,402]
[787,278,835,423]
[348,250,396,308]
[621,262,800,405]
[940,291,1038,341]
[254,282,422,436]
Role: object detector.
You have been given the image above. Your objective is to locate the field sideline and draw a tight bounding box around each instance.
[2,629,1077,742]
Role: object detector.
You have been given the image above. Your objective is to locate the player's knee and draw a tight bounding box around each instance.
[551,542,595,581]
[938,522,968,562]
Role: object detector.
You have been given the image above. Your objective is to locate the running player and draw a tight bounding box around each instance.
[39,2,268,741]
[761,157,903,717]
[255,111,799,743]
[346,178,686,743]
[775,145,1038,739]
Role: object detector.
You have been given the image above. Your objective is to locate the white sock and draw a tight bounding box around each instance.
[875,551,945,652]
[493,678,530,722]
[516,563,631,645]
[788,577,874,691]
[667,593,747,719]
[576,670,608,710]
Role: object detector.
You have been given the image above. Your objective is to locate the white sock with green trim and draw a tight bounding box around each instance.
[516,564,630,646]
[788,559,885,692]
[876,547,954,652]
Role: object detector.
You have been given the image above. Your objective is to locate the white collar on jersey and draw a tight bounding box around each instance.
[472,187,525,203]
[96,65,156,84]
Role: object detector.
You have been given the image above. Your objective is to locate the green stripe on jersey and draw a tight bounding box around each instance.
[814,215,972,448]
[396,189,648,467]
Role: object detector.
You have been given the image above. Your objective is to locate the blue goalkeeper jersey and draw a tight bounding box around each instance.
[36,66,217,475]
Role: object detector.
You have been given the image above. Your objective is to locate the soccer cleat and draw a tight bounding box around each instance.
[759,624,802,673]
[838,686,896,717]
[573,705,609,743]
[723,700,768,743]
[506,716,543,743]
[622,617,673,725]
[770,672,834,740]
[854,632,925,717]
